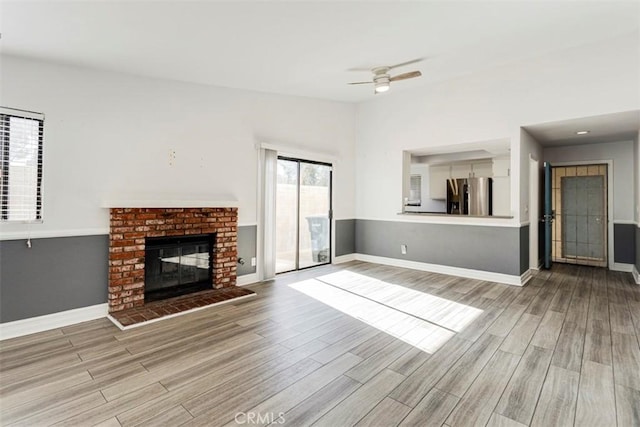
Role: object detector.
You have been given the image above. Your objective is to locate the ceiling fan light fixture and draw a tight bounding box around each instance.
[374,82,390,93]
[348,59,423,94]
[374,75,390,93]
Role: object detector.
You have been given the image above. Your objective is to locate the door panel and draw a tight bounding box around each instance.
[560,175,606,265]
[543,162,553,269]
[276,157,332,273]
[551,165,607,267]
[275,159,298,274]
[298,163,331,269]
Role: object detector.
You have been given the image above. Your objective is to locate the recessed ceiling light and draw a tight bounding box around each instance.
[575,130,590,135]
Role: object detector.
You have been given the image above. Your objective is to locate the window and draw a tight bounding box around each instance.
[407,174,422,206]
[0,107,44,222]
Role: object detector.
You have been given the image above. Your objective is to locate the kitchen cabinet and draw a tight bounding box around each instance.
[492,157,510,176]
[451,161,492,178]
[471,161,493,177]
[492,176,511,216]
[451,163,472,179]
[426,156,511,201]
[429,165,450,200]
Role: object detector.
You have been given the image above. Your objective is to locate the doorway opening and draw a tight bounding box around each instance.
[551,164,608,267]
[275,157,332,274]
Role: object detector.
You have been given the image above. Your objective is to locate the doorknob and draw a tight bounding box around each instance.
[542,212,555,223]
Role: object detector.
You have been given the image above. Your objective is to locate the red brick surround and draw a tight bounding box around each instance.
[108,207,238,313]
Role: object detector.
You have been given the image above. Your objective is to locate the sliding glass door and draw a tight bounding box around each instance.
[275,158,298,273]
[276,157,332,274]
[298,161,332,269]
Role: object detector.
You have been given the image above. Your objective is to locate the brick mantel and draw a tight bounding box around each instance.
[108,207,238,313]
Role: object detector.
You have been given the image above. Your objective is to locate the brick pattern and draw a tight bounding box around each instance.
[108,207,238,313]
[109,287,255,327]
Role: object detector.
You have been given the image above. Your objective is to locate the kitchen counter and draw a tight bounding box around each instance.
[399,211,514,219]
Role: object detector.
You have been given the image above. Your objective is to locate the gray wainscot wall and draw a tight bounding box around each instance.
[335,219,356,257]
[0,225,259,324]
[0,235,109,323]
[636,226,640,273]
[613,223,636,264]
[237,225,257,276]
[354,219,529,277]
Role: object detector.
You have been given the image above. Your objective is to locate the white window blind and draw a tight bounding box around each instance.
[0,107,44,222]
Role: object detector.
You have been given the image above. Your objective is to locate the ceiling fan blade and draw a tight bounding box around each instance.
[390,71,422,82]
[347,67,374,72]
[348,81,373,85]
[388,58,423,70]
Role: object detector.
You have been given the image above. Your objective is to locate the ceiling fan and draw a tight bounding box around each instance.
[348,59,423,94]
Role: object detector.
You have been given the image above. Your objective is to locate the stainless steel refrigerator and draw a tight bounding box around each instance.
[446,178,468,215]
[467,177,492,216]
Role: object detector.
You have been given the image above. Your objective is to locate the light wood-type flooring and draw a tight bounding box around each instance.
[1,261,639,426]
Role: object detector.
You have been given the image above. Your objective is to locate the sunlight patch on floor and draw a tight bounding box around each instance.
[317,270,484,332]
[289,278,466,354]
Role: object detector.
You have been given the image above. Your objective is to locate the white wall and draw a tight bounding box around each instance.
[355,32,639,224]
[543,140,636,222]
[520,129,543,223]
[0,55,356,238]
[636,132,640,224]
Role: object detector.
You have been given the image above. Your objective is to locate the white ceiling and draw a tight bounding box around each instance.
[1,1,639,103]
[524,110,640,147]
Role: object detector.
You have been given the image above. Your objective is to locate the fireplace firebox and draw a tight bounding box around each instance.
[144,233,215,302]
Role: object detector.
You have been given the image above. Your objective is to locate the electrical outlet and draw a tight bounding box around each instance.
[251,257,256,267]
[401,244,407,255]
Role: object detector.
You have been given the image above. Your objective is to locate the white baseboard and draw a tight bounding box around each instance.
[333,254,356,264]
[520,269,533,286]
[611,263,634,273]
[0,303,108,341]
[237,273,259,287]
[354,254,527,286]
[633,266,640,285]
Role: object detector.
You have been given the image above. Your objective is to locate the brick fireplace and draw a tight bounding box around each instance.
[108,207,237,313]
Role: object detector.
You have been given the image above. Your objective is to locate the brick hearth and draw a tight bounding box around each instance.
[108,207,237,313]
[109,287,255,327]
